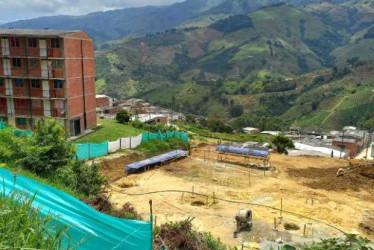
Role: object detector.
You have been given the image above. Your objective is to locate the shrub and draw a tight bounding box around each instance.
[56,161,106,197]
[137,137,189,156]
[154,218,230,250]
[20,117,75,177]
[272,135,295,155]
[302,234,372,250]
[2,117,104,197]
[131,120,176,133]
[116,110,131,124]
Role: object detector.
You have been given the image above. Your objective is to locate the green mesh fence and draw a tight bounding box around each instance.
[142,131,189,144]
[0,121,7,129]
[1,168,153,249]
[0,122,32,137]
[75,141,109,160]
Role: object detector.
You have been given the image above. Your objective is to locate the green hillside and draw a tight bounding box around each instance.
[95,3,374,130]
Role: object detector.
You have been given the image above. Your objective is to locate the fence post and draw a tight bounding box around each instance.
[88,144,91,160]
[130,136,132,149]
[120,138,122,149]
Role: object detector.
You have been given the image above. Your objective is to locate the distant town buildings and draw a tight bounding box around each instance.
[95,97,184,124]
[243,127,260,134]
[0,29,97,136]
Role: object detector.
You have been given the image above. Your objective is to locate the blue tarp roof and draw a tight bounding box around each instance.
[217,145,269,157]
[126,150,188,173]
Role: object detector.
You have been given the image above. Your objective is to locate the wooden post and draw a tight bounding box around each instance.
[130,136,132,149]
[149,200,153,216]
[280,198,283,218]
[192,186,195,198]
[206,195,208,207]
[273,217,277,231]
[181,192,184,203]
[263,165,266,177]
[303,224,307,237]
[248,171,251,187]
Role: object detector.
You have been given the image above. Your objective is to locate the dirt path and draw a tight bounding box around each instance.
[321,96,347,126]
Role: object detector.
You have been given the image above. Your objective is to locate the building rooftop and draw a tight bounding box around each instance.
[0,28,80,37]
[333,137,357,143]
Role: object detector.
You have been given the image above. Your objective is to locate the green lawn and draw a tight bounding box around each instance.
[74,118,145,143]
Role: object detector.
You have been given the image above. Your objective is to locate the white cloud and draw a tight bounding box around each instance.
[0,0,184,22]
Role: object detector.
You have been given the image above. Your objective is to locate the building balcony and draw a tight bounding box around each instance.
[0,87,66,99]
[1,47,63,58]
[9,107,66,118]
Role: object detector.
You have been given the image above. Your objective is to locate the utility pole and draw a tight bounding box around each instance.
[339,131,345,159]
[365,130,372,162]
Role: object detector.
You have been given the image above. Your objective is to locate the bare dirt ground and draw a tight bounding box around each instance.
[102,145,374,248]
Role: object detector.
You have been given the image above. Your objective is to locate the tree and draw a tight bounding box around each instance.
[272,135,295,155]
[20,117,75,177]
[116,110,131,124]
[358,117,374,131]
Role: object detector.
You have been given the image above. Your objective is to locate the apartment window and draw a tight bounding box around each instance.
[32,99,42,108]
[28,38,38,47]
[10,37,20,47]
[31,79,41,88]
[15,79,23,87]
[54,100,64,109]
[54,80,63,89]
[29,58,39,69]
[52,60,62,69]
[0,98,6,106]
[15,99,27,107]
[0,78,3,86]
[51,38,60,48]
[12,58,22,68]
[16,118,27,126]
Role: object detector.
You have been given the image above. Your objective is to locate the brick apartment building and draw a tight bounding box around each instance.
[0,29,96,136]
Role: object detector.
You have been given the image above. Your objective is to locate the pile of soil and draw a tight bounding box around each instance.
[154,218,212,250]
[286,167,374,192]
[85,194,142,220]
[100,153,144,181]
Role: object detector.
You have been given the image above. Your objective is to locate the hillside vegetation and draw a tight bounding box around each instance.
[95,2,374,130]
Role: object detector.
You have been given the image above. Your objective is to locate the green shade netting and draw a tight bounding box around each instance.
[142,131,188,144]
[0,168,152,250]
[75,141,108,160]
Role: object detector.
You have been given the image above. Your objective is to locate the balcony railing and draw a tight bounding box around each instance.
[0,87,65,98]
[1,47,10,57]
[1,47,61,58]
[9,108,66,117]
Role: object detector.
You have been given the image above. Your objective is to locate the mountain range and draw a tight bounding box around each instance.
[2,0,374,130]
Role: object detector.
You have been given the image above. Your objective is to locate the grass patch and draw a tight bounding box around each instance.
[0,191,75,249]
[1,163,83,199]
[75,118,145,143]
[136,138,190,157]
[178,122,273,143]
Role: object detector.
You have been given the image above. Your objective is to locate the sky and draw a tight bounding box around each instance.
[0,0,184,23]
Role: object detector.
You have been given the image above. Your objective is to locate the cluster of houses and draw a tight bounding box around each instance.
[243,125,371,159]
[95,95,184,125]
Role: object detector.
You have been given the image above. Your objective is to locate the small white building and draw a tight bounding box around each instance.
[243,127,260,134]
[343,126,357,131]
[261,131,281,136]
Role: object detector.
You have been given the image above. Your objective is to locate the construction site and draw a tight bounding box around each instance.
[100,141,374,248]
